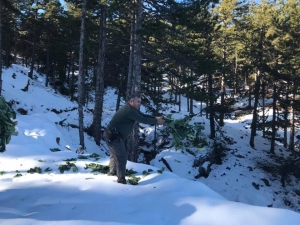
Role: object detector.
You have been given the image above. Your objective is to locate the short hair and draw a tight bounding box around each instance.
[128,92,141,101]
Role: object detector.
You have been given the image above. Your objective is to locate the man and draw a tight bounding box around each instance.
[103,93,165,184]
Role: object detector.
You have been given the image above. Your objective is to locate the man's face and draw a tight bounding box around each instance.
[129,97,141,110]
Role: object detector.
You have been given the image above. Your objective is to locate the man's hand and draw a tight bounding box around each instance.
[156,116,165,125]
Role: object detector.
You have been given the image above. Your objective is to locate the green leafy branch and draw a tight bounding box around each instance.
[27,167,42,174]
[163,114,207,150]
[58,162,78,173]
[78,153,101,161]
[84,163,109,174]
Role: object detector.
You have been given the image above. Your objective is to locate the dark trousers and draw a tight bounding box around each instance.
[103,131,127,179]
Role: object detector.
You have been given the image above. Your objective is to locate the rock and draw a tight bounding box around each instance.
[252,182,260,190]
[261,178,271,187]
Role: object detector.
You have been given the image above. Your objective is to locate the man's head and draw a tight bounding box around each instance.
[128,92,141,110]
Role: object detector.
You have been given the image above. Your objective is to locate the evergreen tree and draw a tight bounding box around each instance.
[247,0,275,148]
[212,0,248,126]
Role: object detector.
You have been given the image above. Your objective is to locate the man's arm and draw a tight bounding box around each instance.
[128,110,164,125]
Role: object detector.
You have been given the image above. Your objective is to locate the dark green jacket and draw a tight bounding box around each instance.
[107,103,157,139]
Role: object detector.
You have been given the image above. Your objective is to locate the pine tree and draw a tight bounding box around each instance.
[0,0,19,94]
[247,0,276,148]
[212,0,248,126]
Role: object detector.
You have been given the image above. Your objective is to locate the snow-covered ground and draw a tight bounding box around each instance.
[0,64,299,224]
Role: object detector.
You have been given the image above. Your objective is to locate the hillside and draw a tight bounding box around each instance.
[0,64,299,224]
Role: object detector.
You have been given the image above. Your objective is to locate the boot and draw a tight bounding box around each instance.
[117,177,127,184]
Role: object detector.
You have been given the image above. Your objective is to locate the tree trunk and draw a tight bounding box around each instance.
[132,0,142,93]
[262,81,266,138]
[29,9,38,79]
[289,82,295,151]
[234,54,238,94]
[189,91,193,114]
[208,73,215,139]
[283,84,288,148]
[220,39,227,126]
[248,84,252,108]
[206,77,209,119]
[220,75,225,126]
[116,67,125,111]
[169,74,173,101]
[126,0,143,162]
[91,4,106,145]
[250,72,261,148]
[77,0,87,149]
[270,84,276,154]
[178,87,181,112]
[45,48,50,87]
[0,1,2,95]
[126,14,135,100]
[70,54,75,101]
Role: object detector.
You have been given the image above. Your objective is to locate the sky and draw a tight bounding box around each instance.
[0,64,300,224]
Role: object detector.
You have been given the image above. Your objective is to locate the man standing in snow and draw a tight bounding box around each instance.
[103,93,165,184]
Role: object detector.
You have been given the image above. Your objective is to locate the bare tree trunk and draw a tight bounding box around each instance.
[126,0,143,162]
[0,1,2,95]
[289,82,295,151]
[29,8,38,79]
[126,14,135,100]
[206,77,209,119]
[78,0,87,149]
[248,85,252,108]
[91,4,107,145]
[178,86,181,112]
[208,73,215,139]
[116,67,125,111]
[270,83,276,154]
[262,81,266,138]
[70,53,75,101]
[234,54,238,94]
[132,0,142,93]
[250,72,261,148]
[169,74,173,101]
[220,75,225,126]
[190,71,194,114]
[220,39,227,126]
[45,46,50,87]
[283,83,288,148]
[187,96,189,112]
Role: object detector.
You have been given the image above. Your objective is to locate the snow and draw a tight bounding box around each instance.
[0,64,300,224]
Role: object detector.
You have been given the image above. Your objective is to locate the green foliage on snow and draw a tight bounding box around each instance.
[142,169,153,177]
[14,173,22,178]
[78,153,101,160]
[27,167,42,174]
[84,163,109,174]
[157,167,165,174]
[163,114,207,150]
[125,168,138,176]
[64,158,77,162]
[58,162,78,173]
[127,176,141,185]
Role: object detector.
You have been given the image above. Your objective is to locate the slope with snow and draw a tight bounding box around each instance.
[0,64,299,224]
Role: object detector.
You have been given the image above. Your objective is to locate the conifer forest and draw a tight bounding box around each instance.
[1,0,300,164]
